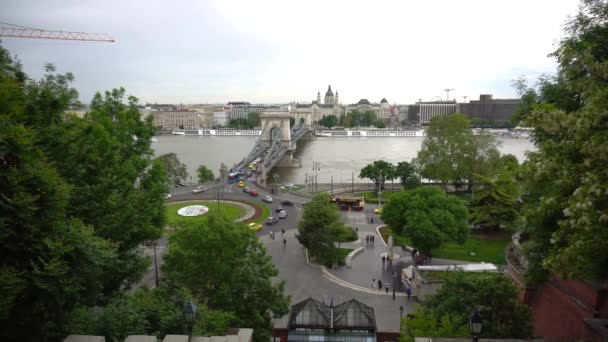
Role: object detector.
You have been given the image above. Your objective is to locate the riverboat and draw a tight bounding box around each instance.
[171,129,261,136]
[315,129,424,137]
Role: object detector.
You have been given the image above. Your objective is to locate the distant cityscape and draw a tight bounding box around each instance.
[70,85,522,131]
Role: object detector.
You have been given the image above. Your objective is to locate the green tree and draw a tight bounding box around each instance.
[163,215,289,341]
[517,0,608,283]
[297,194,344,265]
[421,272,533,339]
[247,112,260,128]
[158,152,188,184]
[374,119,386,128]
[359,160,396,191]
[402,308,468,342]
[0,46,117,341]
[361,110,377,126]
[381,187,468,254]
[319,114,339,128]
[469,174,518,230]
[416,113,478,191]
[197,165,214,184]
[228,118,249,129]
[395,161,420,189]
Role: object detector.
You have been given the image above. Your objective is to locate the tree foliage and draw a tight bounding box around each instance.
[197,165,214,183]
[297,194,344,265]
[228,112,260,129]
[359,160,396,191]
[158,152,188,184]
[163,215,289,341]
[402,308,468,342]
[517,0,608,283]
[381,187,468,254]
[416,114,479,189]
[420,272,534,339]
[319,114,339,128]
[469,174,518,230]
[395,161,420,189]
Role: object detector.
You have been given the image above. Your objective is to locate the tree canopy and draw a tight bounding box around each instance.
[297,193,344,265]
[319,114,339,128]
[381,187,468,254]
[359,160,396,191]
[469,174,518,230]
[163,215,290,341]
[197,165,214,183]
[395,161,420,189]
[158,152,188,184]
[0,44,167,340]
[516,0,608,283]
[404,272,533,340]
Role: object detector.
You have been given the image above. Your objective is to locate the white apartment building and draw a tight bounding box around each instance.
[153,111,201,130]
[213,111,229,126]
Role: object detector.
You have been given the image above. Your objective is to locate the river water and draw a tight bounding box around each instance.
[152,135,536,184]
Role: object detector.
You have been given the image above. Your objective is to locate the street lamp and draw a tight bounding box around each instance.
[312,162,320,192]
[183,300,197,337]
[392,271,397,300]
[469,308,482,342]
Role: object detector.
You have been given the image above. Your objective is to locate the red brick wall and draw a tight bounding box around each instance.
[376,331,401,342]
[522,277,605,340]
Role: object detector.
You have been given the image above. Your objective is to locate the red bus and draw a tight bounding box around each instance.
[332,197,365,211]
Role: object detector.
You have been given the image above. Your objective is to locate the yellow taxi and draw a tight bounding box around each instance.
[238,181,245,187]
[248,223,262,232]
[248,163,255,169]
[374,208,383,214]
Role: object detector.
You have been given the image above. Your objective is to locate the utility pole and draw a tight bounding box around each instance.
[444,88,455,101]
[312,162,321,192]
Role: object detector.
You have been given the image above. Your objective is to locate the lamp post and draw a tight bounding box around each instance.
[312,162,320,192]
[392,271,397,300]
[469,308,482,342]
[183,300,197,338]
[399,305,404,330]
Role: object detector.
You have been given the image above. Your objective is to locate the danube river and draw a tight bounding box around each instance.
[152,135,536,184]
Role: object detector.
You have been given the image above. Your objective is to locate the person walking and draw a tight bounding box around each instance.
[281,228,285,236]
[378,279,383,291]
[372,278,376,289]
[381,255,386,264]
[366,235,369,244]
[283,238,286,247]
[406,285,412,300]
[371,217,374,224]
[371,235,375,244]
[385,282,390,293]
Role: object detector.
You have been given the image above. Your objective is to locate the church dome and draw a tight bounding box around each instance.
[357,99,371,105]
[380,98,388,103]
[325,85,334,97]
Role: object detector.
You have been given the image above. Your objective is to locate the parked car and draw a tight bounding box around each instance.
[248,222,262,232]
[265,216,279,225]
[249,190,258,196]
[165,194,172,199]
[243,186,251,193]
[192,186,206,194]
[278,210,288,219]
[174,182,186,187]
[281,200,294,206]
[238,181,245,187]
[262,195,273,203]
[284,183,295,188]
[275,206,283,213]
[374,208,383,214]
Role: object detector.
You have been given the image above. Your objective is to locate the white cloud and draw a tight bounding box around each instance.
[2,0,580,104]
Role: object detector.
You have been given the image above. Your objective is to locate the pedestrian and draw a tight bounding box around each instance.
[406,285,412,300]
[385,282,390,293]
[366,235,369,244]
[372,278,376,288]
[371,217,374,224]
[381,255,386,263]
[283,238,286,247]
[281,228,285,236]
[428,251,432,262]
[268,231,272,239]
[355,226,358,232]
[372,236,375,244]
[378,279,383,291]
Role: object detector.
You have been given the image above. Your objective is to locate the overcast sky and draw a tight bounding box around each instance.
[2,0,580,105]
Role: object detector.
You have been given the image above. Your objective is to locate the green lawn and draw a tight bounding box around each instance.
[240,200,270,224]
[378,226,509,264]
[165,201,244,227]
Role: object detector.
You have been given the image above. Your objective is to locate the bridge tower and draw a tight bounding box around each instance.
[259,112,292,143]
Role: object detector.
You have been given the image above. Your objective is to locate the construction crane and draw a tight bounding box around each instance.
[444,88,455,101]
[0,22,114,42]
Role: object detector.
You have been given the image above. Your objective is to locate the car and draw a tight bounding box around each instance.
[374,208,383,214]
[243,186,251,193]
[285,183,295,188]
[275,206,283,213]
[278,210,288,219]
[248,163,255,169]
[262,195,273,203]
[174,182,186,187]
[192,186,206,194]
[249,190,258,196]
[265,217,279,225]
[248,222,262,232]
[281,200,294,206]
[165,193,172,199]
[238,181,245,187]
